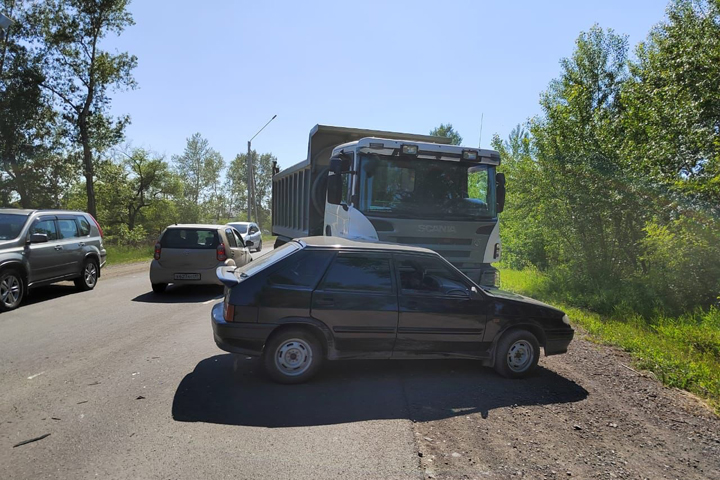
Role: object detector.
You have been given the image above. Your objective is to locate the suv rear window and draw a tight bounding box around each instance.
[161,228,218,249]
[0,213,30,240]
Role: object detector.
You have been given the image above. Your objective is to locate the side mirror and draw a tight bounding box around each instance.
[29,233,49,244]
[245,240,254,248]
[496,172,506,214]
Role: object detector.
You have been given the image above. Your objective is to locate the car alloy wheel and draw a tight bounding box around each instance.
[0,273,22,310]
[84,263,97,288]
[275,338,313,376]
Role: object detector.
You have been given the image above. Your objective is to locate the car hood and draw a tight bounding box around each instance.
[481,288,565,317]
[0,239,20,250]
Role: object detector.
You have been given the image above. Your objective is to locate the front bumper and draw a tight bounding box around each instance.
[211,303,276,356]
[544,328,575,356]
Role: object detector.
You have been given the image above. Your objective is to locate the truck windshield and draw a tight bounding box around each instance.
[358,154,496,220]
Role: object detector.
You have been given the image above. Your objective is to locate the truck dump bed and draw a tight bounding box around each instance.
[272,125,450,240]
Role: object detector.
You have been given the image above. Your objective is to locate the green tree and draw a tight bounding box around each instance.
[225,150,276,228]
[172,133,225,222]
[430,123,463,145]
[33,0,137,217]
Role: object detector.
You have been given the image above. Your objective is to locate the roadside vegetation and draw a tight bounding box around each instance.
[104,244,154,266]
[501,268,720,414]
[494,1,720,414]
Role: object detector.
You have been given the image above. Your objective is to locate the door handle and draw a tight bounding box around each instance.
[54,245,63,251]
[78,242,86,247]
[316,297,335,306]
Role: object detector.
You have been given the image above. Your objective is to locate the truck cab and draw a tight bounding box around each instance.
[272,125,505,287]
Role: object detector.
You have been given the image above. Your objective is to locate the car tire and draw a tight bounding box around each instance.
[74,258,99,291]
[255,240,262,253]
[263,328,324,384]
[0,269,24,312]
[152,283,167,294]
[493,329,540,379]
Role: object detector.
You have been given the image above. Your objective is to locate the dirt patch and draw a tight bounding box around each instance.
[101,260,149,279]
[412,334,720,479]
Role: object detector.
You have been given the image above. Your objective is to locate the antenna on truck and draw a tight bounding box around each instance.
[478,112,484,148]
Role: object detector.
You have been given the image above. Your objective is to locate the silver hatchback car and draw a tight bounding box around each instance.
[149,224,252,293]
[226,222,262,252]
[0,209,107,312]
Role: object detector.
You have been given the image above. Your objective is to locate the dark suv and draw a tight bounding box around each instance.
[212,236,574,383]
[0,209,107,311]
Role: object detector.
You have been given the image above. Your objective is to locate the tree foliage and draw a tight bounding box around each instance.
[430,123,463,145]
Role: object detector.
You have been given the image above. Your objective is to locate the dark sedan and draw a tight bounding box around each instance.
[211,237,574,383]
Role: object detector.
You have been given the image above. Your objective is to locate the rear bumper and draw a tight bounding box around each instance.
[544,328,575,356]
[211,303,276,356]
[150,259,224,285]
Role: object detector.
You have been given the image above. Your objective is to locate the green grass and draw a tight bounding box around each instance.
[105,244,154,266]
[500,267,720,414]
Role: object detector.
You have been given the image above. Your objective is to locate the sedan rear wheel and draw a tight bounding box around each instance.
[264,328,323,384]
[493,329,540,379]
[0,270,23,312]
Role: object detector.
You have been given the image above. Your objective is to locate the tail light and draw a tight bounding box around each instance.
[217,243,227,261]
[154,242,161,260]
[223,299,235,322]
[89,214,104,237]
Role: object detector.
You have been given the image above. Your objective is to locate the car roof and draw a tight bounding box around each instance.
[0,208,87,216]
[296,236,440,255]
[165,224,228,230]
[227,222,252,226]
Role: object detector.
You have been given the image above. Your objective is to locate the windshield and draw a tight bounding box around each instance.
[0,213,30,240]
[235,241,301,278]
[229,223,248,234]
[358,154,496,220]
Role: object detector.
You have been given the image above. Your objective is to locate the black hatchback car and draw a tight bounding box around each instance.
[211,237,574,383]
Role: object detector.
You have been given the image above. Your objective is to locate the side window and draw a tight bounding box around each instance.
[58,219,79,239]
[30,219,58,241]
[396,254,469,296]
[77,216,91,236]
[225,229,237,248]
[267,251,334,288]
[233,230,245,247]
[321,254,393,293]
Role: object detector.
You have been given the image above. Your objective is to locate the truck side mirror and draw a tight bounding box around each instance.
[327,158,343,206]
[496,172,506,213]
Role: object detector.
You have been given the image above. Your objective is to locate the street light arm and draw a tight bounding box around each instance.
[249,114,277,143]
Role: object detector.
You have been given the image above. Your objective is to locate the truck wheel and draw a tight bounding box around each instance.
[75,259,99,291]
[0,270,24,312]
[493,329,540,379]
[263,328,323,384]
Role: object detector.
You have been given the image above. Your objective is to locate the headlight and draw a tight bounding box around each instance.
[562,314,571,325]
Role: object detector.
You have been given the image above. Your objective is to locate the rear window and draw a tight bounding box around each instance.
[230,223,248,234]
[161,228,219,249]
[0,213,30,240]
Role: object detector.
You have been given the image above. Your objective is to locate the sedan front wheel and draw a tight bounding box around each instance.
[494,329,540,379]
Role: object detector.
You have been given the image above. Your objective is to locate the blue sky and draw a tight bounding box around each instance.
[107,0,668,169]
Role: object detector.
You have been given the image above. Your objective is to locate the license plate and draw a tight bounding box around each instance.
[174,273,200,280]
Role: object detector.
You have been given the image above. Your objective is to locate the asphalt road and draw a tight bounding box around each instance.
[2,248,719,480]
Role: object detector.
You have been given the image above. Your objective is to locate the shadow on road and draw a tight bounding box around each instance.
[131,284,223,304]
[22,283,79,306]
[172,354,588,427]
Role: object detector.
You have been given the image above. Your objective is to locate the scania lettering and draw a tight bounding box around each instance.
[271,125,505,286]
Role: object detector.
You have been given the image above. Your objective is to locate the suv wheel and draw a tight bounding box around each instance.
[75,259,98,291]
[152,283,167,294]
[494,329,540,379]
[0,270,24,312]
[264,328,323,384]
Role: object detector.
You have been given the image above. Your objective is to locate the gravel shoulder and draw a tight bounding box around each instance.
[411,332,720,480]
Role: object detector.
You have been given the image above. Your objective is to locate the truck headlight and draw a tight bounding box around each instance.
[562,314,571,325]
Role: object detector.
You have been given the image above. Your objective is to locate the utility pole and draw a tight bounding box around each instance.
[247,114,277,224]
